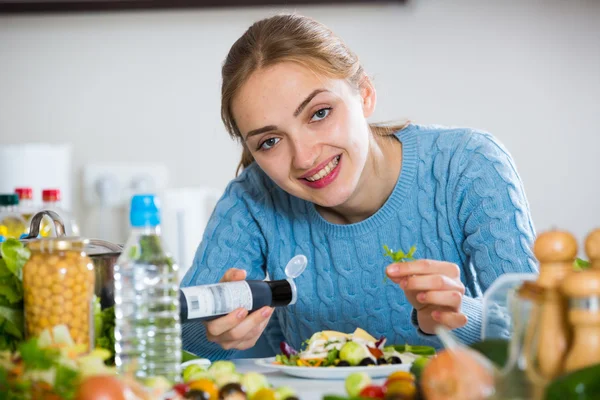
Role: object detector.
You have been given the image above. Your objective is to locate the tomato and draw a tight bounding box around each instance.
[359,385,386,399]
[75,375,126,400]
[188,379,219,400]
[174,383,191,396]
[384,380,416,399]
[385,371,415,386]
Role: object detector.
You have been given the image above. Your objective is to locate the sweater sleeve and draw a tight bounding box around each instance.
[410,132,538,345]
[180,171,275,361]
[451,132,538,343]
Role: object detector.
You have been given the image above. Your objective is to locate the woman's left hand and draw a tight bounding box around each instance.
[386,259,468,334]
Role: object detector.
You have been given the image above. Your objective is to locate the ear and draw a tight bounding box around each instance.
[359,75,377,118]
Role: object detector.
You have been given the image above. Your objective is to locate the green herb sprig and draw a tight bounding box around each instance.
[383,245,417,282]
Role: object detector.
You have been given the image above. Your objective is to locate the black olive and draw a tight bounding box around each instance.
[337,360,350,367]
[219,383,247,400]
[377,357,387,365]
[388,356,402,364]
[359,358,376,366]
[186,389,211,400]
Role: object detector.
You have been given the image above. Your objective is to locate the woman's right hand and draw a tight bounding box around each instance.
[204,268,274,351]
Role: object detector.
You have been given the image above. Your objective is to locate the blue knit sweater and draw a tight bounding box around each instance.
[181,124,538,361]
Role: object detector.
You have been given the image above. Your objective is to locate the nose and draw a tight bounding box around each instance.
[291,137,320,171]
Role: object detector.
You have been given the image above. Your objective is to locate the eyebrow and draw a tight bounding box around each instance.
[244,88,328,141]
[293,89,328,117]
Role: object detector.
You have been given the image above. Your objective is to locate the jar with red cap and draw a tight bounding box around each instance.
[15,187,38,229]
[40,189,80,237]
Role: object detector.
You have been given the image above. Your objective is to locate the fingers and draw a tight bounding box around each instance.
[400,274,465,294]
[221,307,273,343]
[432,310,468,330]
[205,307,249,337]
[220,268,247,283]
[417,290,463,310]
[386,260,460,279]
[205,306,274,349]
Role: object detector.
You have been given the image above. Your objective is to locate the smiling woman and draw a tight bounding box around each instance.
[180,14,538,362]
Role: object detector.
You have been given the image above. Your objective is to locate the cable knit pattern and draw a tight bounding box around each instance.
[181,124,538,360]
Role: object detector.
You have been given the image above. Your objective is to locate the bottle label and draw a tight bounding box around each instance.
[181,281,253,319]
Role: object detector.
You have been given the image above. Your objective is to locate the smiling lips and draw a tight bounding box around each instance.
[299,155,342,189]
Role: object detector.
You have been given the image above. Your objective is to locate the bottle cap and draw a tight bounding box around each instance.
[42,189,61,202]
[130,194,160,227]
[15,187,33,200]
[267,279,296,307]
[0,194,19,206]
[284,255,307,279]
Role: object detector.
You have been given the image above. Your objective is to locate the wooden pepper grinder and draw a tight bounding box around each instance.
[561,228,600,372]
[529,230,577,379]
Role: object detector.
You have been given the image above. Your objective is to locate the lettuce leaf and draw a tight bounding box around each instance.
[0,239,29,351]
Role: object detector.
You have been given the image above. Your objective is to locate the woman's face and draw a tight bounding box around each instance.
[232,61,376,208]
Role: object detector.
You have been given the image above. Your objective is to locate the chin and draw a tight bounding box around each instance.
[312,189,354,209]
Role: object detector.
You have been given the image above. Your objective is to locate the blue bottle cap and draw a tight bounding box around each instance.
[130,194,161,228]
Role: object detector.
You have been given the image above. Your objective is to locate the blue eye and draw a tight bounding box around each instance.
[310,108,332,122]
[259,137,280,150]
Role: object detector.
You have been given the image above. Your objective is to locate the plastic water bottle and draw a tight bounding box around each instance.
[113,194,182,382]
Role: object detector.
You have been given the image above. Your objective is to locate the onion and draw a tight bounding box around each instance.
[421,348,496,400]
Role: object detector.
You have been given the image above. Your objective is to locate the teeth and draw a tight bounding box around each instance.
[306,156,340,182]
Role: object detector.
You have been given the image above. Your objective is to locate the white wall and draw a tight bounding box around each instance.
[1,0,599,249]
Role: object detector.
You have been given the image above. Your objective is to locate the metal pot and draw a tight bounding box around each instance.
[22,210,122,309]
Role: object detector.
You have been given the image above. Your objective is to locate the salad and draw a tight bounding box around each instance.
[276,328,435,367]
[0,325,298,400]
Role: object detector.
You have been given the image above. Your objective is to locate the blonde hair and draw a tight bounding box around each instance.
[220,14,408,175]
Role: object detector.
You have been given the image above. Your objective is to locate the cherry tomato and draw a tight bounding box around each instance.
[188,379,219,400]
[385,371,415,386]
[359,385,386,399]
[174,383,191,396]
[384,380,416,399]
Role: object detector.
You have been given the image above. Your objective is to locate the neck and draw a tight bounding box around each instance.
[317,133,402,224]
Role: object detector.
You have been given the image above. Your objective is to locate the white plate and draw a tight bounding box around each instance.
[255,357,411,380]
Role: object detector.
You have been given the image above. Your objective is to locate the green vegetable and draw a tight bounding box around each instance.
[240,372,269,397]
[383,244,416,281]
[275,354,298,366]
[339,342,368,366]
[94,305,115,365]
[386,344,436,356]
[19,338,60,370]
[325,348,340,366]
[410,356,430,382]
[545,363,600,400]
[208,360,236,377]
[0,239,30,351]
[344,372,371,397]
[469,339,509,368]
[2,337,79,399]
[214,372,241,388]
[182,350,200,363]
[53,364,79,400]
[275,386,296,400]
[183,363,210,383]
[574,258,591,271]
